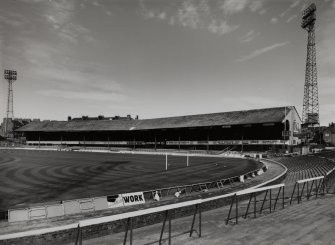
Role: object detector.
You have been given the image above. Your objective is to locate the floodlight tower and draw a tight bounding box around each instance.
[4,69,17,138]
[301,3,319,127]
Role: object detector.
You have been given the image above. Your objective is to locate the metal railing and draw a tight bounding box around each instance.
[289,176,324,204]
[226,184,285,225]
[324,167,335,194]
[76,199,202,245]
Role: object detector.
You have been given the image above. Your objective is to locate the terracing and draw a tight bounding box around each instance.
[275,154,335,184]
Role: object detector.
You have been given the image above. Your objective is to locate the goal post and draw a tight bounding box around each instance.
[165,153,190,170]
[187,153,189,167]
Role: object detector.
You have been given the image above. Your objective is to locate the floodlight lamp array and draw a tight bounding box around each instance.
[4,69,17,80]
[301,12,316,29]
[302,3,316,19]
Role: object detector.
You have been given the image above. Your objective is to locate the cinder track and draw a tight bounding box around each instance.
[0,149,260,211]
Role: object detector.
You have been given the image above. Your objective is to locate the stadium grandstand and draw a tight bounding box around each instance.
[16,106,301,152]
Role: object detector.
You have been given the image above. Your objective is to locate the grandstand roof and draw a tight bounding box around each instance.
[16,106,296,132]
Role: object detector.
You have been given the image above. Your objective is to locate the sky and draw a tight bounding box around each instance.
[0,0,334,126]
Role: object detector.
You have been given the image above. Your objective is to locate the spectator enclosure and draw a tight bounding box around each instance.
[16,107,301,151]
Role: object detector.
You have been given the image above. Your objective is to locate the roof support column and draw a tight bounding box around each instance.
[207,134,209,152]
[178,135,180,151]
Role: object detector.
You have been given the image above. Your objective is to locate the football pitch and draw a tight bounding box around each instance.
[0,149,259,211]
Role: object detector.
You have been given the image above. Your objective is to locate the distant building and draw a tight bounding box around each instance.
[68,115,138,121]
[0,118,36,138]
[323,123,335,146]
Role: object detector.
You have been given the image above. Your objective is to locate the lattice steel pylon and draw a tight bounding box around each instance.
[301,3,319,127]
[4,69,17,138]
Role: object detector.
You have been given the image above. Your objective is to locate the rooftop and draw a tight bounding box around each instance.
[16,106,296,132]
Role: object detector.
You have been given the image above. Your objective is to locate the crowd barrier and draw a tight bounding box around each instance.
[77,199,202,245]
[289,176,324,204]
[324,167,335,194]
[226,184,285,225]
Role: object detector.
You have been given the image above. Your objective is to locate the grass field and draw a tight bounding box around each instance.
[0,149,260,211]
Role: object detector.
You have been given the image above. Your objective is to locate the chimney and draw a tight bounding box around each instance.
[68,116,72,121]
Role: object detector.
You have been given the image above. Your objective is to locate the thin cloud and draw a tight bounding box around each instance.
[271,17,278,24]
[319,78,335,124]
[220,96,285,112]
[322,0,335,9]
[319,8,335,77]
[22,40,126,102]
[208,20,239,35]
[239,30,260,43]
[291,0,301,8]
[177,1,201,29]
[92,1,101,7]
[220,0,249,16]
[35,67,126,102]
[139,0,239,36]
[42,0,92,44]
[19,0,44,3]
[286,14,297,23]
[249,0,266,14]
[38,68,124,93]
[221,0,266,16]
[0,11,29,27]
[158,12,166,20]
[280,0,301,18]
[259,9,267,15]
[37,89,126,102]
[235,41,290,62]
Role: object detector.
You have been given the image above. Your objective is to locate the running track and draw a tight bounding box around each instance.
[0,149,260,211]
